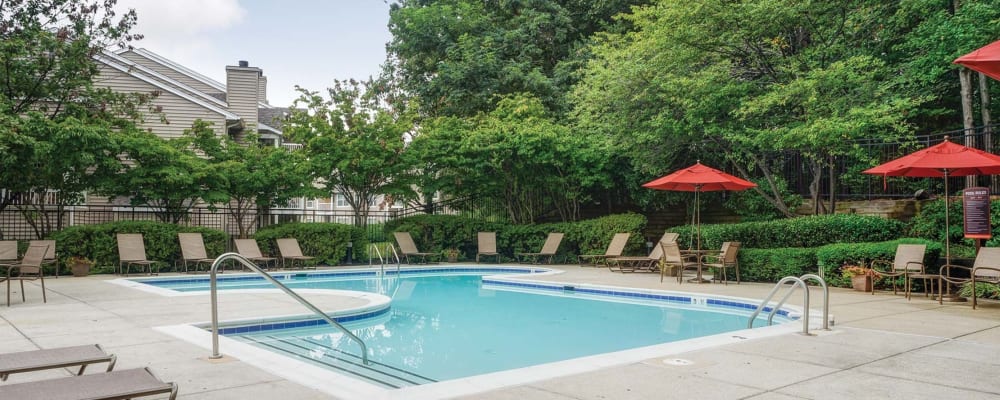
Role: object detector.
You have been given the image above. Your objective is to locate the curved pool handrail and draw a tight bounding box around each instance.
[747,276,810,335]
[208,252,369,365]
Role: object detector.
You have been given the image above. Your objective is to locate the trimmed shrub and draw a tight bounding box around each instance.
[815,238,942,288]
[738,248,819,282]
[50,221,228,274]
[670,214,906,250]
[254,222,367,265]
[384,213,647,262]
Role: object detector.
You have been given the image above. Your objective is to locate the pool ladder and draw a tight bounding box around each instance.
[207,253,369,365]
[369,243,401,277]
[747,274,830,335]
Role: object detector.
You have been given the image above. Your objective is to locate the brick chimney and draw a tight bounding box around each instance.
[226,60,261,139]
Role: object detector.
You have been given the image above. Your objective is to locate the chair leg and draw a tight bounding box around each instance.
[40,277,45,303]
[20,280,25,302]
[6,280,10,307]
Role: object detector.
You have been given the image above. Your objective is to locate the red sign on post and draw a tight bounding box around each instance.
[963,187,992,240]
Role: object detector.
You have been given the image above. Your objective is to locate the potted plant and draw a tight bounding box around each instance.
[443,248,460,263]
[841,264,875,292]
[66,256,95,277]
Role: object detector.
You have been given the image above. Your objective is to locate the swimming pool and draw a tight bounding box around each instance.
[128,267,799,398]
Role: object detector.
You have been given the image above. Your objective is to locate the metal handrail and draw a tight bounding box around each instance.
[387,244,401,275]
[797,274,830,331]
[747,276,811,335]
[208,252,369,364]
[369,243,384,267]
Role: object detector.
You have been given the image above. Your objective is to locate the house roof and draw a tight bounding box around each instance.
[95,53,241,121]
[99,50,232,111]
[118,47,275,109]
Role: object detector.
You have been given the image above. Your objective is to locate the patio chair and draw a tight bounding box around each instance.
[234,239,277,270]
[608,232,678,273]
[516,233,564,264]
[116,234,160,276]
[0,240,17,270]
[870,244,926,299]
[578,233,630,267]
[702,242,741,285]
[177,233,215,273]
[661,241,701,283]
[7,243,48,307]
[0,344,116,382]
[29,240,57,277]
[0,367,177,400]
[476,232,500,263]
[276,238,315,269]
[940,247,1000,309]
[393,232,438,264]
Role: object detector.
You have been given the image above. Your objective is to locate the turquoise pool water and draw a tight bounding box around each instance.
[136,269,789,387]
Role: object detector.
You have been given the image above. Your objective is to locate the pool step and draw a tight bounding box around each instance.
[240,335,437,388]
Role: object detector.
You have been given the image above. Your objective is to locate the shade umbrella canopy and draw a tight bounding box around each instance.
[954,39,1000,82]
[643,162,757,192]
[643,162,756,282]
[863,137,1000,264]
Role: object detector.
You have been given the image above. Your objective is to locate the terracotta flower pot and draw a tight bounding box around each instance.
[851,275,872,292]
[70,262,93,277]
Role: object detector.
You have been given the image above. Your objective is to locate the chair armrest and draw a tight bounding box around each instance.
[869,258,892,272]
[972,266,1000,280]
[940,264,973,284]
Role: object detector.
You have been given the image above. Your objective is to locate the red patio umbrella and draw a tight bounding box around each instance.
[863,137,1000,263]
[954,39,1000,82]
[643,161,757,254]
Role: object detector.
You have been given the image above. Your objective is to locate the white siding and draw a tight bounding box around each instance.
[118,50,225,97]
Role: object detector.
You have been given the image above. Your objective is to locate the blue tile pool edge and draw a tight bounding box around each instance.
[481,277,797,321]
[214,305,392,335]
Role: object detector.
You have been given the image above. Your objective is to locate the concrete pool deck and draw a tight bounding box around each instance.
[1,265,999,399]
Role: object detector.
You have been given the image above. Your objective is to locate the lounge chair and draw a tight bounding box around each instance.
[870,244,926,299]
[662,240,701,283]
[116,234,159,276]
[608,232,678,273]
[702,241,741,285]
[940,247,1000,309]
[393,232,437,264]
[578,233,630,267]
[516,233,564,264]
[276,238,315,269]
[234,239,277,270]
[476,232,500,263]
[7,243,48,307]
[0,344,116,382]
[29,240,57,277]
[177,233,215,273]
[0,240,16,269]
[0,367,177,400]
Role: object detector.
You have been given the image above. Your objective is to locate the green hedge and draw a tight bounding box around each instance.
[815,238,942,287]
[384,213,647,262]
[50,221,228,274]
[670,214,906,250]
[738,248,819,282]
[254,222,367,265]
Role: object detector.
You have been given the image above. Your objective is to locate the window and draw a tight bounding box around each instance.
[335,194,348,207]
[305,199,316,209]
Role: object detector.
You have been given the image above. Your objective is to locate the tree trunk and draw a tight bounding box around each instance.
[960,68,976,188]
[828,154,836,214]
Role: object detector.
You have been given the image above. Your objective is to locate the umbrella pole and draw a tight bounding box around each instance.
[944,169,951,265]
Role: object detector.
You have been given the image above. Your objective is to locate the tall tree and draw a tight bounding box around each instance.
[283,79,415,227]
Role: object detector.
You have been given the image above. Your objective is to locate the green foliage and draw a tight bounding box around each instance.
[959,282,1000,300]
[254,223,368,266]
[910,198,1000,251]
[185,121,311,238]
[283,79,415,227]
[724,176,802,222]
[738,248,819,283]
[670,214,906,250]
[49,221,228,274]
[815,239,942,288]
[385,213,647,262]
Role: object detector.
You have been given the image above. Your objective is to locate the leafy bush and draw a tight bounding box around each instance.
[723,176,802,222]
[670,214,906,250]
[384,213,647,262]
[959,282,1000,300]
[50,221,228,274]
[815,238,942,288]
[738,248,819,282]
[254,223,367,265]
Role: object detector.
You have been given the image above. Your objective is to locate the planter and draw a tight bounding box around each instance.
[70,262,93,277]
[851,275,872,292]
